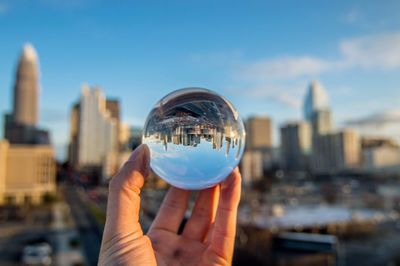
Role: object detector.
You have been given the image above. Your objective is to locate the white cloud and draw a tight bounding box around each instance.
[240,31,400,82]
[345,109,400,125]
[340,32,400,69]
[244,83,308,109]
[236,32,400,109]
[241,56,331,81]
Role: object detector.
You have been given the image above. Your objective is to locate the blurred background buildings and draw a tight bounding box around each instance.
[1,44,55,206]
[1,1,400,265]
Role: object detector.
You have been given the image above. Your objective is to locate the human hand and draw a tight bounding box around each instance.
[98,144,242,266]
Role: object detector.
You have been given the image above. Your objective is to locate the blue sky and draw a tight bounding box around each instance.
[0,0,400,160]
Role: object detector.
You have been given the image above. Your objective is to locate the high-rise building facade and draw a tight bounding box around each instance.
[303,81,337,173]
[80,85,117,168]
[312,129,360,174]
[13,44,39,127]
[246,116,273,150]
[362,139,400,171]
[240,150,263,186]
[0,140,56,205]
[303,80,329,122]
[1,44,55,205]
[68,85,119,171]
[68,103,80,168]
[4,44,49,145]
[280,121,311,172]
[245,116,274,174]
[311,109,332,136]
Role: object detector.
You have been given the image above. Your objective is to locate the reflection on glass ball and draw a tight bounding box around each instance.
[142,88,246,190]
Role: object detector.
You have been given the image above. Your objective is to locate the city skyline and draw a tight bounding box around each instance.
[1,1,400,160]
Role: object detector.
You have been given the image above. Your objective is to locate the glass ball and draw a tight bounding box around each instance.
[142,88,246,190]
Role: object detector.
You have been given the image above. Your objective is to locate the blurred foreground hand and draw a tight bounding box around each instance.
[98,144,242,266]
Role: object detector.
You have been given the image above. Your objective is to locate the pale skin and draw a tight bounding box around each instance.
[98,144,242,266]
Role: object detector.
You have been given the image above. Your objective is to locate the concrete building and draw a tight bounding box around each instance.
[119,122,131,149]
[241,150,263,186]
[280,121,311,172]
[4,44,50,145]
[363,146,400,170]
[245,116,274,172]
[310,109,332,136]
[68,85,119,170]
[1,43,56,205]
[303,81,335,173]
[0,140,56,205]
[312,129,360,174]
[13,44,39,127]
[246,116,273,150]
[346,110,400,145]
[68,103,80,168]
[362,137,400,171]
[303,80,329,122]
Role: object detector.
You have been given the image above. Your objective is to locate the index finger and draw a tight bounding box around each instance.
[103,144,150,239]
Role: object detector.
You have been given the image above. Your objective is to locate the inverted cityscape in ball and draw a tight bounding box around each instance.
[142,88,246,190]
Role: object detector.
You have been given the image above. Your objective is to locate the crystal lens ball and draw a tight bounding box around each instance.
[142,87,246,190]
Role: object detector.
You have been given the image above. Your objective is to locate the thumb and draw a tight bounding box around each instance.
[103,144,150,239]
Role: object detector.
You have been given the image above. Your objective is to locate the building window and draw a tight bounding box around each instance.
[24,195,32,205]
[5,196,15,205]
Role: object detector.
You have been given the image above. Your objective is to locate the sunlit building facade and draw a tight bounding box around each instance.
[312,129,360,174]
[69,85,119,170]
[246,116,273,150]
[0,140,56,205]
[1,44,56,205]
[241,150,263,186]
[4,44,50,145]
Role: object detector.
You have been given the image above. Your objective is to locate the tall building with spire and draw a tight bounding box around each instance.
[1,44,55,205]
[4,44,49,144]
[13,44,39,126]
[303,80,330,122]
[302,81,360,174]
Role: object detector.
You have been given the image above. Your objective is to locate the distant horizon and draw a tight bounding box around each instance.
[1,0,399,160]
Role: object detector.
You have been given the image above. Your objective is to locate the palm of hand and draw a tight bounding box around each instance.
[99,145,241,266]
[150,229,214,265]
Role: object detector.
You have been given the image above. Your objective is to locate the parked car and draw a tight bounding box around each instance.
[22,242,52,265]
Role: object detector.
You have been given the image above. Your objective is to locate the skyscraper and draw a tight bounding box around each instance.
[303,81,336,173]
[4,44,49,145]
[1,43,55,205]
[245,116,274,174]
[68,85,119,171]
[0,140,56,205]
[246,116,273,150]
[68,103,80,168]
[13,44,39,126]
[311,109,332,136]
[312,129,360,174]
[241,150,263,186]
[280,121,311,172]
[303,80,329,121]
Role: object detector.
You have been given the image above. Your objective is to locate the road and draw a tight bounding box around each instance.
[64,186,103,266]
